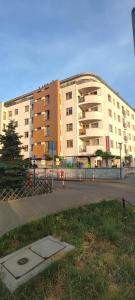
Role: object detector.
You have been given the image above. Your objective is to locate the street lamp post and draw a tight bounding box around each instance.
[32,155,36,187]
[118,143,122,179]
[51,141,55,188]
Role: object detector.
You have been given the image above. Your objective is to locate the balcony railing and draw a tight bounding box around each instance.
[79,145,86,152]
[79,128,86,135]
[78,96,85,103]
[78,112,85,119]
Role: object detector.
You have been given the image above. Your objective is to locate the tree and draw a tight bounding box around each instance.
[95,149,104,157]
[102,151,113,167]
[0,121,28,189]
[95,149,113,167]
[0,120,22,160]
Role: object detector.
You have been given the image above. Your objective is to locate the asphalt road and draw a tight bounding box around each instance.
[0,175,134,237]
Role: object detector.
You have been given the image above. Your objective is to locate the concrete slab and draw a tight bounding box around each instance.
[0,236,74,293]
[2,249,44,279]
[31,236,65,258]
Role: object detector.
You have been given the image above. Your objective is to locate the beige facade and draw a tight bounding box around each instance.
[0,93,34,159]
[60,73,135,165]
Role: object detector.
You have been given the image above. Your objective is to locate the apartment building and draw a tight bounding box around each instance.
[0,73,135,165]
[61,73,135,166]
[0,80,61,160]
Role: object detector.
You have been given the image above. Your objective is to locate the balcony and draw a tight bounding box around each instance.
[78,94,102,108]
[78,81,102,93]
[86,128,103,137]
[79,128,86,136]
[79,111,102,122]
[86,144,104,155]
[79,145,86,153]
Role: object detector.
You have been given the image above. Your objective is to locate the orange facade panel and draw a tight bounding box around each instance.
[34,115,46,128]
[33,130,45,143]
[33,80,61,158]
[34,100,46,114]
[33,145,45,159]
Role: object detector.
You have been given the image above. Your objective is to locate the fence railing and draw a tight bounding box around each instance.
[0,179,52,202]
[31,167,126,180]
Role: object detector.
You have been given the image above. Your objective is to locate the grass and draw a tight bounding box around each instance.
[0,200,135,300]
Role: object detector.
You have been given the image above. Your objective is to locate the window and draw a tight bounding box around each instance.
[117,102,120,109]
[108,109,112,117]
[25,118,29,125]
[45,126,50,136]
[37,112,42,116]
[67,139,73,148]
[110,140,114,148]
[3,112,6,120]
[132,114,134,120]
[113,99,115,105]
[31,117,33,124]
[115,127,117,134]
[66,107,72,116]
[128,122,130,128]
[15,121,18,127]
[114,112,116,120]
[25,105,29,112]
[31,144,34,151]
[66,123,73,131]
[118,129,121,136]
[9,111,12,117]
[3,124,6,130]
[37,127,41,130]
[15,109,18,115]
[91,122,99,128]
[37,142,41,145]
[45,110,50,120]
[24,132,29,138]
[45,95,50,105]
[108,94,111,102]
[109,124,113,132]
[91,106,98,111]
[91,138,100,145]
[126,110,129,116]
[66,92,72,100]
[118,115,121,122]
[24,145,28,152]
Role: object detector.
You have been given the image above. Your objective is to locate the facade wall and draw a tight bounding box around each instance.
[33,80,61,159]
[60,74,135,164]
[4,94,34,159]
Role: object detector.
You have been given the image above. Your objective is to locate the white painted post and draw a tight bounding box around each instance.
[92,169,95,181]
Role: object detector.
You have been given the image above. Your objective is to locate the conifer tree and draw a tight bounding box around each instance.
[0,121,28,189]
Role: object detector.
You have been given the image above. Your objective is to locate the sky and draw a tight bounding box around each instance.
[0,0,135,107]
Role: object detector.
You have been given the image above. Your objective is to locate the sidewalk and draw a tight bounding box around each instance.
[0,178,135,237]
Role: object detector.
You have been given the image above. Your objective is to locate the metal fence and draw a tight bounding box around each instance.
[0,179,52,202]
[31,167,125,180]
